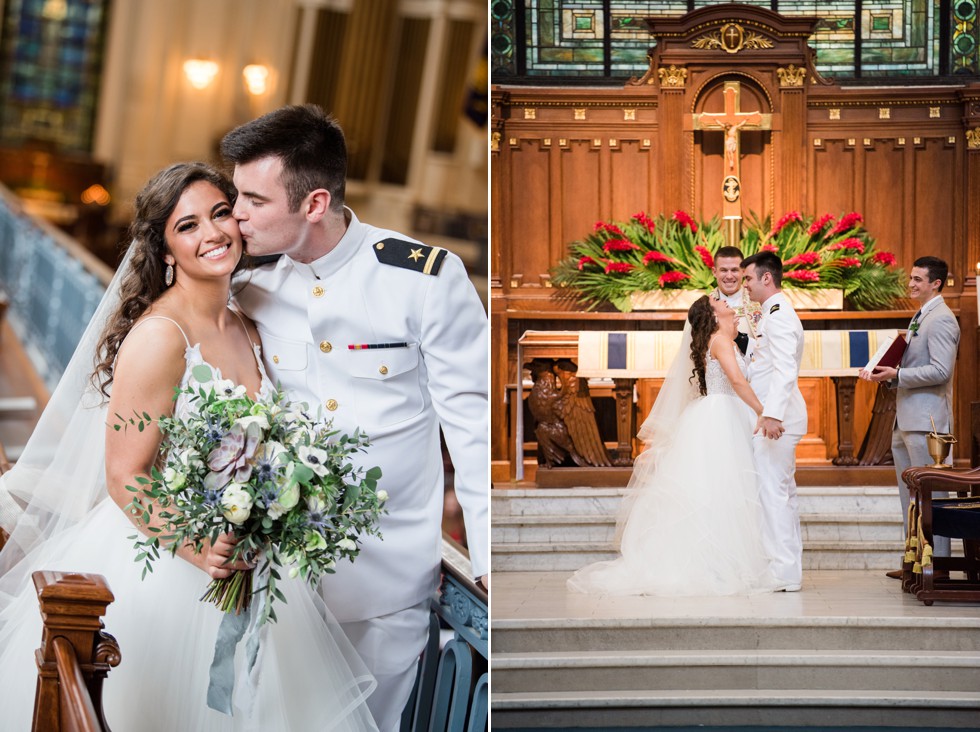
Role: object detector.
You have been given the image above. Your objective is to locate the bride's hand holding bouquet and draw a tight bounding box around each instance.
[118,363,387,626]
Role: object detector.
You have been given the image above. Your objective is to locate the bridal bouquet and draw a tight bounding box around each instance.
[118,364,386,626]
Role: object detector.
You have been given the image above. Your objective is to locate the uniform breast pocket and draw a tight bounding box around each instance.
[349,343,425,427]
[258,331,308,390]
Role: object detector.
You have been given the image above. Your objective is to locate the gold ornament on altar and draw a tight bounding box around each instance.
[966,128,980,150]
[926,432,956,469]
[776,64,807,88]
[657,65,687,88]
[692,23,773,54]
[723,176,740,203]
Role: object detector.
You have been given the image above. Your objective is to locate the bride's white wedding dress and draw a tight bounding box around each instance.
[0,334,377,731]
[568,347,779,596]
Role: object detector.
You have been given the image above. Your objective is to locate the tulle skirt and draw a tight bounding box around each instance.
[568,393,780,597]
[0,498,377,731]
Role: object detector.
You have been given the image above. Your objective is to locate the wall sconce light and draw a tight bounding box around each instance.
[242,64,270,96]
[183,59,219,89]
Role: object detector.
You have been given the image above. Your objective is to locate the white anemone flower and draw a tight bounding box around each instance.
[297,444,331,477]
[213,379,247,401]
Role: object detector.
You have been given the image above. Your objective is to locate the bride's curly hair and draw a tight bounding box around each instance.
[687,295,719,397]
[92,162,238,397]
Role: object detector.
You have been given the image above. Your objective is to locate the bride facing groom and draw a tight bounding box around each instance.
[569,250,806,597]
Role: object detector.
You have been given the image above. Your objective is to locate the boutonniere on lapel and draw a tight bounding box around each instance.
[909,319,921,337]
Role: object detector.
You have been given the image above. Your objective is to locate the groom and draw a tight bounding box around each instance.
[742,251,807,592]
[222,105,489,731]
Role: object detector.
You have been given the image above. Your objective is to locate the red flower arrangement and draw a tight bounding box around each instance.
[694,245,714,268]
[642,250,675,266]
[784,252,821,266]
[553,209,904,311]
[808,213,834,236]
[594,221,626,237]
[658,271,690,287]
[828,237,865,254]
[603,239,641,253]
[829,212,863,236]
[632,211,657,234]
[771,211,803,236]
[671,210,698,233]
[784,269,821,282]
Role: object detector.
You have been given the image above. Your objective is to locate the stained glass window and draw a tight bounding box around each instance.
[492,1,980,82]
[0,0,110,151]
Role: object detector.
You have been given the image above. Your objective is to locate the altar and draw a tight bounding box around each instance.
[490,4,980,488]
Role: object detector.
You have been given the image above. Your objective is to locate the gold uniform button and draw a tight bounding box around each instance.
[376,242,384,250]
[325,399,338,411]
[319,341,332,353]
[312,285,324,297]
[379,365,389,375]
[272,355,280,364]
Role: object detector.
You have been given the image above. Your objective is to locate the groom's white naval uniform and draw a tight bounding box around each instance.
[235,210,489,730]
[746,291,807,588]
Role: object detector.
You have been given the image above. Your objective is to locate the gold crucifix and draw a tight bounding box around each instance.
[692,81,771,243]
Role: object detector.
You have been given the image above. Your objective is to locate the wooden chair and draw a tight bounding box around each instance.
[31,571,119,732]
[901,466,980,605]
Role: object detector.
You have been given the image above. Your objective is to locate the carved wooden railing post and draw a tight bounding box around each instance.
[831,376,860,465]
[32,571,119,732]
[611,378,636,466]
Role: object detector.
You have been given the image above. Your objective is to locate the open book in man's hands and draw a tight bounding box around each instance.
[863,334,907,372]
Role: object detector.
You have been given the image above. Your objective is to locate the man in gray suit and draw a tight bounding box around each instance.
[860,256,960,578]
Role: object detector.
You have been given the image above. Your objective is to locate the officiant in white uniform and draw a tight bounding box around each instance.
[710,245,761,354]
[742,251,807,592]
[222,105,489,732]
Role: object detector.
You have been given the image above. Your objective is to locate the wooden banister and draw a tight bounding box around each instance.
[31,571,119,732]
[52,638,101,732]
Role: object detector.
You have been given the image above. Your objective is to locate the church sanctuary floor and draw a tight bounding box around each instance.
[490,570,980,729]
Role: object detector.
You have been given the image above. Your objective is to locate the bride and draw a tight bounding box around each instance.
[568,294,780,597]
[0,163,377,730]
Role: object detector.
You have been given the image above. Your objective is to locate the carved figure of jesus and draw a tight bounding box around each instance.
[725,119,749,171]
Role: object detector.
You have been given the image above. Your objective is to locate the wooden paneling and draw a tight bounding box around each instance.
[557,142,602,260]
[810,141,857,216]
[509,141,552,287]
[862,141,907,254]
[609,140,657,220]
[912,139,957,269]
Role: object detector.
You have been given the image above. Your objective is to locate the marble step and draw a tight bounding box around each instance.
[490,689,980,729]
[491,616,980,655]
[492,486,900,519]
[492,486,907,571]
[491,539,905,572]
[492,649,980,694]
[493,512,902,544]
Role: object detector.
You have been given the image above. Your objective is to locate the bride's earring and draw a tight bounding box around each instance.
[164,263,174,287]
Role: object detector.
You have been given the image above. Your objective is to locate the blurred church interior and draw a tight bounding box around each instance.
[0,0,488,533]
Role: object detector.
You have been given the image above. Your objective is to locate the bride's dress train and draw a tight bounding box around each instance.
[568,350,779,597]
